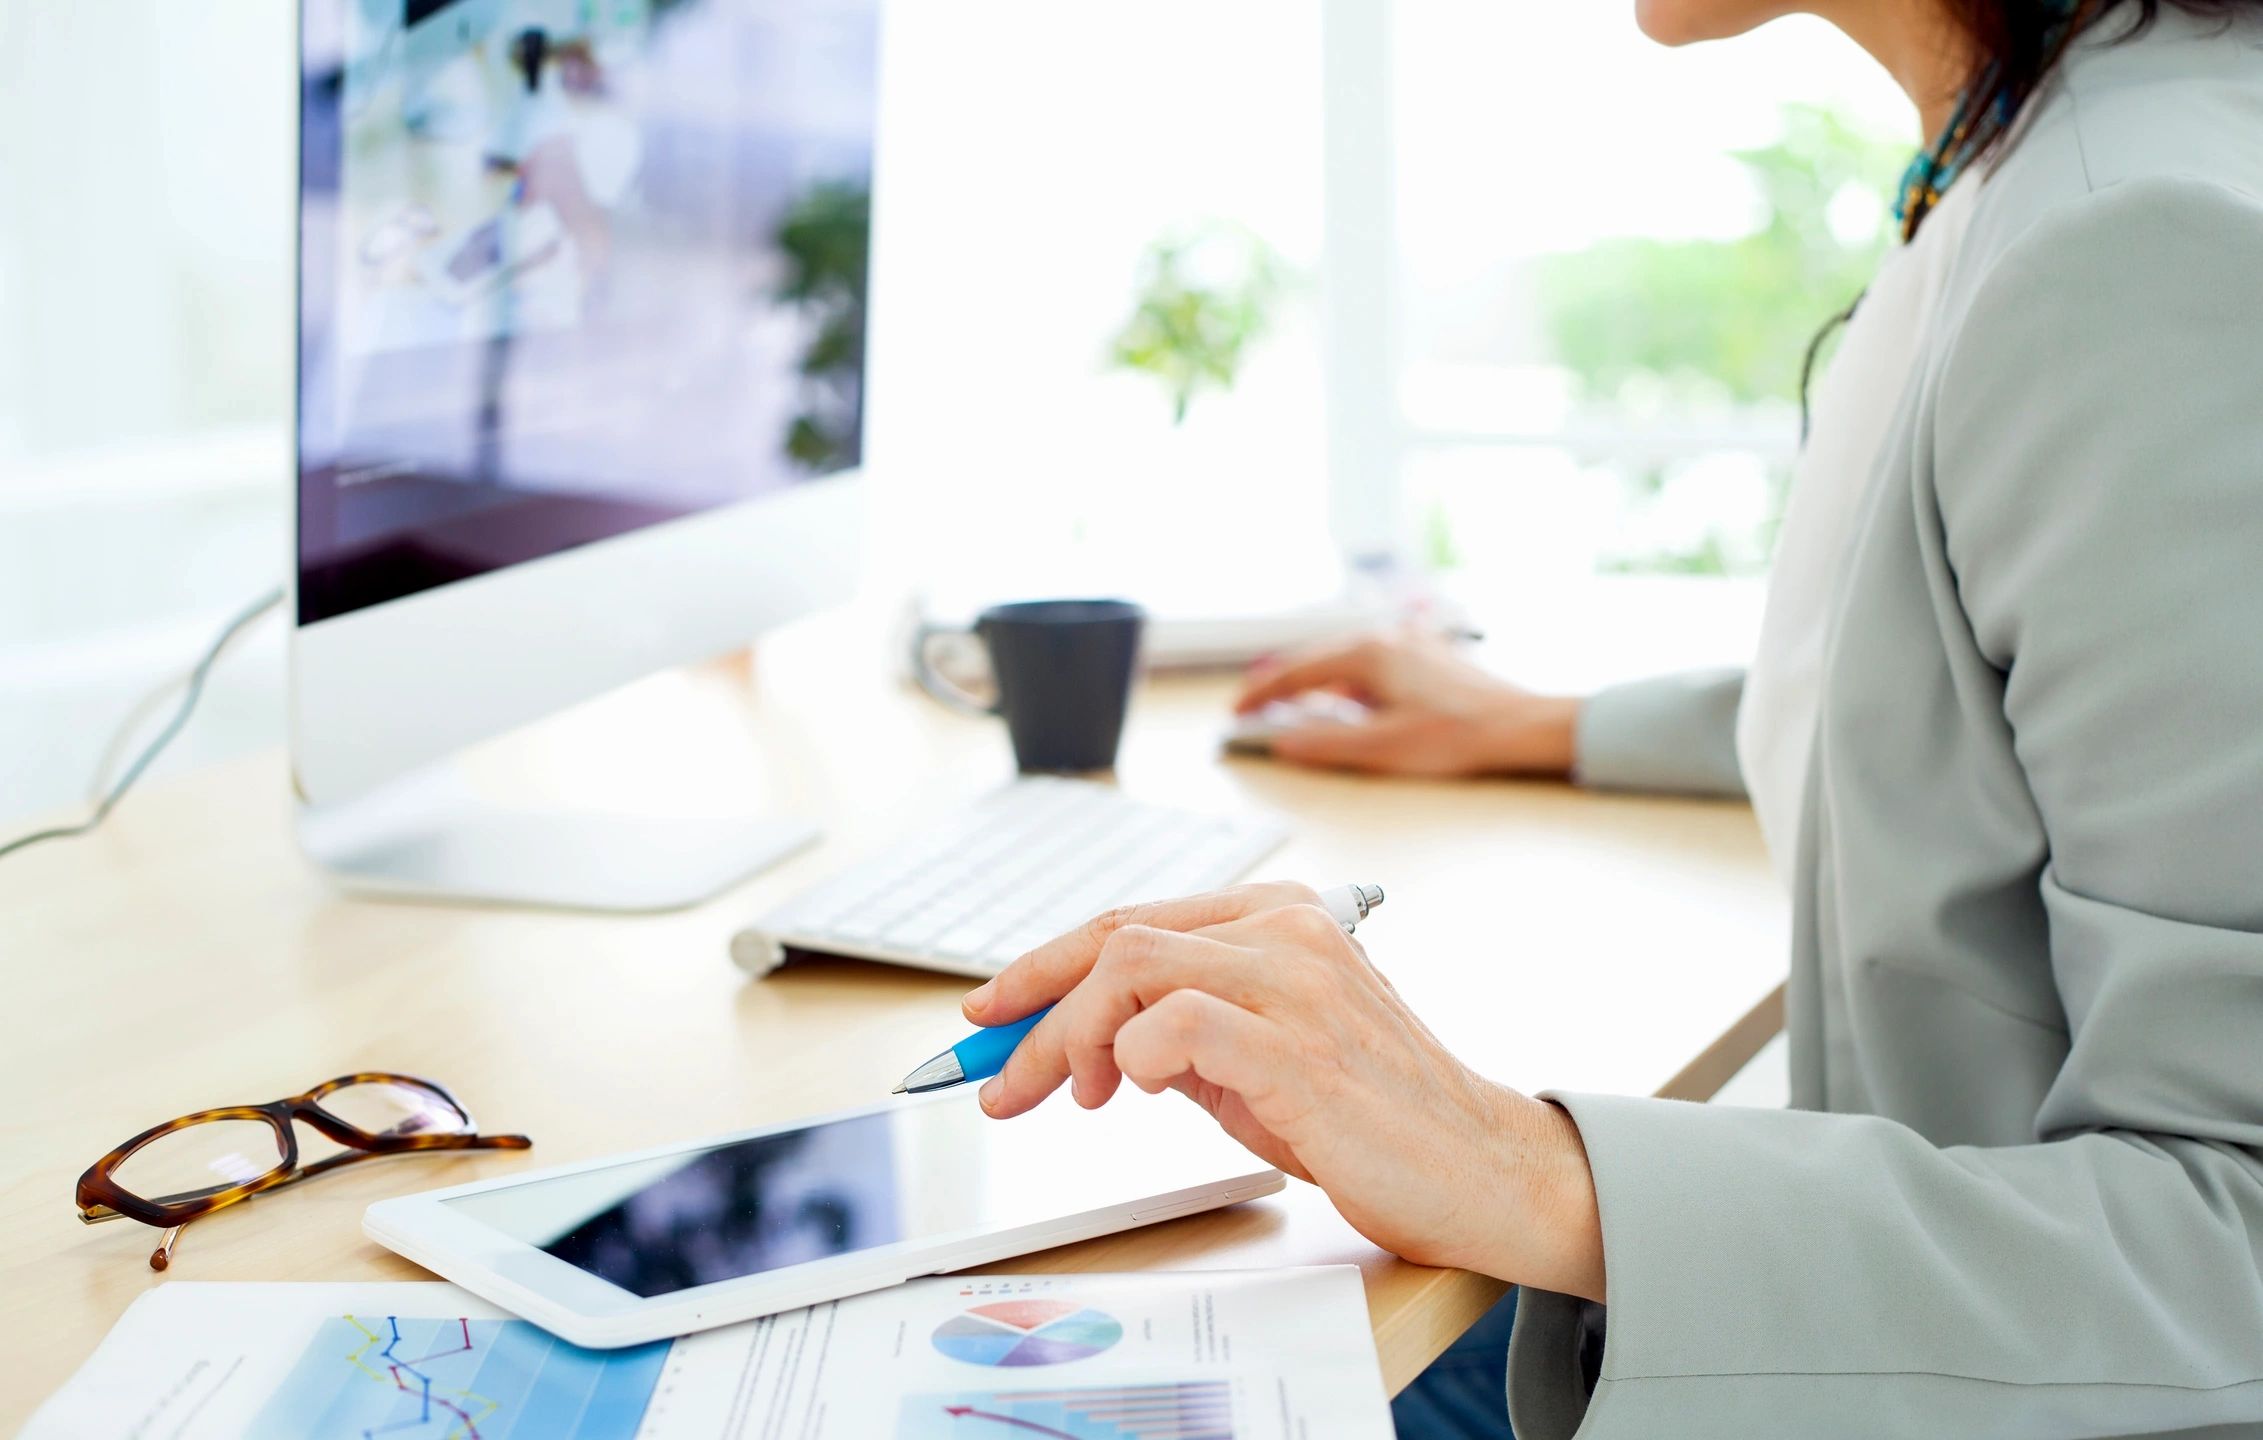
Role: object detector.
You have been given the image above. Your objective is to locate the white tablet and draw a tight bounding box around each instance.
[364,1087,1283,1348]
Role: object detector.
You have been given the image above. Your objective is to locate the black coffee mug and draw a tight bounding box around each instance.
[912,599,1146,772]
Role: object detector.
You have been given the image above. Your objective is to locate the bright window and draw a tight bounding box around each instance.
[1392,7,1912,585]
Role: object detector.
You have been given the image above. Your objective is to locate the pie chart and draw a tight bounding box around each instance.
[931,1299,1124,1367]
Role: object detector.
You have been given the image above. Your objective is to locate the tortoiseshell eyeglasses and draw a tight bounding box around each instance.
[76,1072,531,1270]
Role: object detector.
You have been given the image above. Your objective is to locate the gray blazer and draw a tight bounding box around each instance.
[1511,11,2263,1437]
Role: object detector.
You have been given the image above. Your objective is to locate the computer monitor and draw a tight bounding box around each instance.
[290,0,881,909]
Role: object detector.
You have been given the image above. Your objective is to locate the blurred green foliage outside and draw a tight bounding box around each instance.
[1514,104,1907,576]
[1108,222,1287,425]
[774,181,872,473]
[1540,103,1905,410]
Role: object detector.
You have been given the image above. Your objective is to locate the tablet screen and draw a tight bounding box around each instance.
[441,1091,1257,1299]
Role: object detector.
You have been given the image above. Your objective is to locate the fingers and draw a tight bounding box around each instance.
[984,926,1272,1120]
[1068,924,1284,1109]
[1268,712,1428,773]
[963,880,1320,1025]
[981,900,1368,1119]
[969,888,1360,1123]
[974,1002,1073,1119]
[1113,989,1287,1106]
[1164,1074,1315,1183]
[1232,635,1387,713]
[1199,901,1384,999]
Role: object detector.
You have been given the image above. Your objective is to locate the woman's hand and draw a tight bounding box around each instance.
[963,883,1607,1301]
[1232,632,1583,778]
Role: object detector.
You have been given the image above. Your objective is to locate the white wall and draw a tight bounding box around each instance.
[0,5,297,824]
[0,4,294,462]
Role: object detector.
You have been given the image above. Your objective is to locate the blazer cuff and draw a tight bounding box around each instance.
[1573,669,1746,797]
[1506,1091,1722,1439]
[1507,1289,1607,1440]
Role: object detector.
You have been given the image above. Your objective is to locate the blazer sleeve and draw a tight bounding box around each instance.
[1573,669,1746,797]
[1508,178,2263,1437]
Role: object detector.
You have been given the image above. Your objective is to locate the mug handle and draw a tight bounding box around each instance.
[910,622,1000,717]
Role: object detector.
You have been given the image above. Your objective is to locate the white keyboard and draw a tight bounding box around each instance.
[730,777,1287,979]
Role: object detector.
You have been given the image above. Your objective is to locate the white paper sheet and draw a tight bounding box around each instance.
[27,1268,1393,1439]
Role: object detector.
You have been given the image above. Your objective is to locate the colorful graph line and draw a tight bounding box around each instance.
[342,1314,498,1440]
[249,1314,668,1440]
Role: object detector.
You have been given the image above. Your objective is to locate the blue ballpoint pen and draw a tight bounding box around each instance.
[890,883,1386,1095]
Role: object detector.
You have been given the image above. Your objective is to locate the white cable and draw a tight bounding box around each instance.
[85,601,276,805]
[2,586,285,864]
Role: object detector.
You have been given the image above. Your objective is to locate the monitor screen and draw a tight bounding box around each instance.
[295,0,878,625]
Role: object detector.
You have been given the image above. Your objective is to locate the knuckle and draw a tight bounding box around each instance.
[1085,905,1134,943]
[1063,1003,1107,1053]
[1275,901,1342,946]
[1071,1005,1124,1055]
[1097,924,1161,974]
[1153,991,1206,1045]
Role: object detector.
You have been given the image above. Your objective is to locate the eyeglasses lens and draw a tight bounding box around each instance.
[320,1078,472,1140]
[109,1118,286,1208]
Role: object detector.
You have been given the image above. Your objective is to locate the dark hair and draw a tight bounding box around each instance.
[1949,0,2250,161]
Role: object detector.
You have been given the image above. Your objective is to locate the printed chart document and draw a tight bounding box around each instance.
[27,1267,1392,1439]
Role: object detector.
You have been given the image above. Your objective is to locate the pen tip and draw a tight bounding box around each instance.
[890,1082,907,1095]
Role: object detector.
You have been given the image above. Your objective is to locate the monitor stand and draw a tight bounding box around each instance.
[296,766,818,913]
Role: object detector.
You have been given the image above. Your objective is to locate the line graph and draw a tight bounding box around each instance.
[343,1315,494,1438]
[245,1314,669,1440]
[899,1380,1233,1440]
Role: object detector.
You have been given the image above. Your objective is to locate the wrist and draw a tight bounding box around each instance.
[1455,1086,1607,1301]
[1478,693,1583,776]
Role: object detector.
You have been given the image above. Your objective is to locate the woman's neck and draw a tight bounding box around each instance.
[1814,0,1978,137]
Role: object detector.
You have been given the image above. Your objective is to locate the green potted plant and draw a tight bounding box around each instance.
[1107,221,1286,424]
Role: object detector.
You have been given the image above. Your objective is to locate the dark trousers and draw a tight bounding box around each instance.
[1390,1288,1518,1439]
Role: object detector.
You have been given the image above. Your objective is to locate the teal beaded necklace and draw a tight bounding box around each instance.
[1892,1,2093,241]
[1811,3,2101,436]
[1892,88,1993,242]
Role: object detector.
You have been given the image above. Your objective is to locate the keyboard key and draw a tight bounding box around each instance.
[747,778,1286,979]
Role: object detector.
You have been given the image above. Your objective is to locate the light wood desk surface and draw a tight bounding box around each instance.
[0,606,1787,1431]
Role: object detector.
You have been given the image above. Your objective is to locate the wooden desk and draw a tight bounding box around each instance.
[0,605,1787,1431]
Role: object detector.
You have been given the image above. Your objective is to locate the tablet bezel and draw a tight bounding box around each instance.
[363,1090,1284,1348]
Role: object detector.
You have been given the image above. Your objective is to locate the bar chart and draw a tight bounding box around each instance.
[897,1379,1233,1440]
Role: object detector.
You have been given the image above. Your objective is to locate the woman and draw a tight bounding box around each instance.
[968,0,2263,1436]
